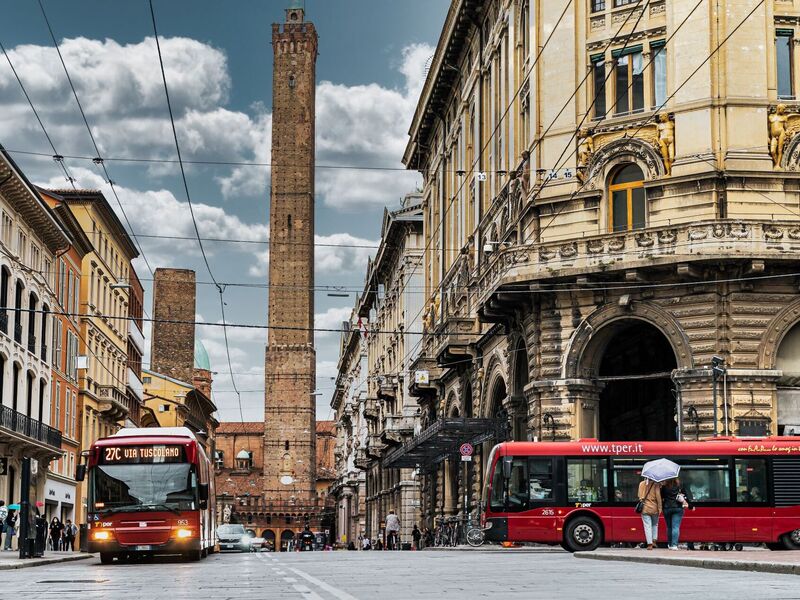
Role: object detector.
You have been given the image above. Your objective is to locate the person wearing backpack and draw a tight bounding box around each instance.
[637,478,662,550]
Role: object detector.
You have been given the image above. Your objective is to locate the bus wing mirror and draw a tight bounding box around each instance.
[198,482,210,502]
[75,464,86,482]
[502,456,512,479]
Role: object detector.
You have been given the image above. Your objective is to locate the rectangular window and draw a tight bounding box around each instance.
[592,57,606,120]
[44,258,52,290]
[528,458,554,502]
[679,458,731,503]
[735,459,768,503]
[777,30,794,100]
[17,232,26,262]
[614,0,637,6]
[612,458,646,502]
[567,458,608,503]
[53,319,63,371]
[59,260,66,304]
[71,392,77,437]
[64,384,70,434]
[591,0,606,12]
[1,212,12,245]
[54,381,61,430]
[73,274,80,316]
[652,43,667,108]
[613,47,644,115]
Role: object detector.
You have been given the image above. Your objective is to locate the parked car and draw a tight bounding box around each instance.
[248,537,270,552]
[217,524,250,552]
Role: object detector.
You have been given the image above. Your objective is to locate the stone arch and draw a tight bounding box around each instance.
[461,373,474,418]
[445,390,459,417]
[481,350,508,417]
[510,335,530,398]
[782,133,800,170]
[758,297,800,369]
[563,301,692,379]
[585,137,666,191]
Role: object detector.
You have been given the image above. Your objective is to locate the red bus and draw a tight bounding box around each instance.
[77,427,216,564]
[481,437,800,552]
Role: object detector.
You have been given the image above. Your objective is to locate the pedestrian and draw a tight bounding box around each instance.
[661,478,691,550]
[49,517,64,552]
[362,535,371,551]
[385,509,401,550]
[412,524,422,551]
[424,527,433,548]
[3,508,16,551]
[637,477,662,550]
[63,519,77,551]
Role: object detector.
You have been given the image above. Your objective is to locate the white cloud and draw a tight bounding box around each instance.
[315,306,353,340]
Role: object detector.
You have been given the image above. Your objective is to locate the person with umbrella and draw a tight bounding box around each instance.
[661,477,692,550]
[637,459,680,550]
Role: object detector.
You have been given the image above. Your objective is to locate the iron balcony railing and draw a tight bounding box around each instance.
[0,310,7,335]
[27,335,36,355]
[0,404,62,448]
[41,343,47,363]
[14,321,22,344]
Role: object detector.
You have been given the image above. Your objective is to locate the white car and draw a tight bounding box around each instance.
[217,524,251,552]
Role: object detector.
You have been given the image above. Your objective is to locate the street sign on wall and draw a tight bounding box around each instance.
[459,443,473,456]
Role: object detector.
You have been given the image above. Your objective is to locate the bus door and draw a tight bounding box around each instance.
[733,458,771,542]
[611,458,647,543]
[676,458,735,543]
[504,456,560,543]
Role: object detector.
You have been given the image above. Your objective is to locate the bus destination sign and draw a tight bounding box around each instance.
[99,445,185,464]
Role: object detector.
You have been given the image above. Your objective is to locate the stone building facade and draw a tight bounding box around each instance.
[331,194,425,545]
[214,421,336,551]
[264,2,318,507]
[389,0,800,527]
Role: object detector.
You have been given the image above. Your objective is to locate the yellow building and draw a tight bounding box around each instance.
[50,189,139,524]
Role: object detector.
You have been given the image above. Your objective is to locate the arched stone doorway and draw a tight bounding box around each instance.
[587,320,679,441]
[262,529,276,551]
[280,529,294,552]
[480,375,508,494]
[776,322,800,435]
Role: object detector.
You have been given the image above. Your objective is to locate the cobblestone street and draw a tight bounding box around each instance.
[3,550,799,600]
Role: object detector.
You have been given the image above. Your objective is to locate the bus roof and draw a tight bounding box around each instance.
[495,437,800,457]
[93,427,199,447]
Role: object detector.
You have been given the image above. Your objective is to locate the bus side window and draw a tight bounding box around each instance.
[528,458,554,503]
[678,458,730,503]
[734,459,768,503]
[489,460,505,512]
[567,458,608,503]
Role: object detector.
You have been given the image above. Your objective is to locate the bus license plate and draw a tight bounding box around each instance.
[135,545,152,551]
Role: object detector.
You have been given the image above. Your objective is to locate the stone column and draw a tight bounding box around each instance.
[532,379,603,440]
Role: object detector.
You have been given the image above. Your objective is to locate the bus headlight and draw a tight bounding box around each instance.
[92,530,112,541]
[176,529,194,539]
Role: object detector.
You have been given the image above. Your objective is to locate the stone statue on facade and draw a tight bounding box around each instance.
[657,113,675,175]
[770,103,788,168]
[576,128,594,182]
[519,150,531,196]
[223,504,232,524]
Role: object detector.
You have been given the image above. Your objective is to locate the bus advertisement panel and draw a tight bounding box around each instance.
[480,438,800,552]
[80,427,216,564]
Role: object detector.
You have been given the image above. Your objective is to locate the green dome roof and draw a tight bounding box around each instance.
[194,338,211,371]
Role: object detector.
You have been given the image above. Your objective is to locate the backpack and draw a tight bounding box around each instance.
[0,506,7,522]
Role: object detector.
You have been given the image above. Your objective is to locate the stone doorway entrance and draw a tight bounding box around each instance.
[595,321,678,441]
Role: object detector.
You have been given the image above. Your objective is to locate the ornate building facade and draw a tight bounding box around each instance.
[387,0,800,528]
[332,194,425,545]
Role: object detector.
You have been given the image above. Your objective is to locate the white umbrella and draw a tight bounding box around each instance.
[641,458,680,483]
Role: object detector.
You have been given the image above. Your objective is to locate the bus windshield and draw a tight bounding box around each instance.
[91,463,198,512]
[481,445,499,508]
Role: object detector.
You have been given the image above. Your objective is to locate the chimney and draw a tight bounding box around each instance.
[150,268,196,384]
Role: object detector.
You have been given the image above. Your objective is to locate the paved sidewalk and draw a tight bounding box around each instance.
[575,548,800,575]
[424,544,565,553]
[0,550,93,570]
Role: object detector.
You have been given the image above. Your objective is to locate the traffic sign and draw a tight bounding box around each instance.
[459,443,473,457]
[461,455,472,462]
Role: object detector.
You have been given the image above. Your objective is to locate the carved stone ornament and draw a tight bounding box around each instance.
[607,237,626,252]
[560,242,578,259]
[773,104,800,170]
[764,225,785,241]
[657,229,677,244]
[585,135,667,190]
[634,232,655,248]
[587,239,605,254]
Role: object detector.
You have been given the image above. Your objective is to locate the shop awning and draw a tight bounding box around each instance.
[382,417,506,469]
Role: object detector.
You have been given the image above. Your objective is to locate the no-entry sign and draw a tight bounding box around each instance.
[459,443,474,457]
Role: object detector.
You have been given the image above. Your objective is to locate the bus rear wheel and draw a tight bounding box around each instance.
[781,529,800,550]
[564,517,602,552]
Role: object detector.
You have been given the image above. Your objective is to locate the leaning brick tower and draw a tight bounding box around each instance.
[264,1,318,505]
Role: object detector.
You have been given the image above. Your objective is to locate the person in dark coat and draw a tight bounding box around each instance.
[49,517,64,552]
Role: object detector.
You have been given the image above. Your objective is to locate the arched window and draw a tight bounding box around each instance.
[608,164,646,232]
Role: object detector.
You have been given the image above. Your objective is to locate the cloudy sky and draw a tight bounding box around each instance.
[0,0,448,422]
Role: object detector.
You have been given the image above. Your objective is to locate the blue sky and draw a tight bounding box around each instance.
[0,0,448,422]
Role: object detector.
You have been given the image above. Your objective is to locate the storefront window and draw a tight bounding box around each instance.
[567,458,608,503]
[735,459,768,503]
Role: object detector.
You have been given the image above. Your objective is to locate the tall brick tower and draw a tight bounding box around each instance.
[151,268,197,384]
[264,2,317,503]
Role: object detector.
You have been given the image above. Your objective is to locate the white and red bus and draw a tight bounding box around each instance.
[78,427,216,564]
[481,437,800,552]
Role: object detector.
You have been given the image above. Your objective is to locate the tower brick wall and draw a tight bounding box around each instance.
[264,6,318,503]
[151,268,196,384]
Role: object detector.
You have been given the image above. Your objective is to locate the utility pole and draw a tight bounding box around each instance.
[711,356,726,437]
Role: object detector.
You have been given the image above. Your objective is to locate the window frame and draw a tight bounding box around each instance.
[734,458,770,505]
[612,47,645,116]
[608,165,646,232]
[591,55,607,120]
[651,41,667,109]
[566,457,610,504]
[776,29,795,101]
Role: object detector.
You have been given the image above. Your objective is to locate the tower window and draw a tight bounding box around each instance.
[285,440,290,451]
[289,74,296,89]
[287,215,292,230]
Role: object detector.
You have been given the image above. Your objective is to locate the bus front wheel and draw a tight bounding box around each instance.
[99,553,114,565]
[564,517,602,552]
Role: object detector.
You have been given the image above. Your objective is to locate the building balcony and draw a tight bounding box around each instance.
[477,219,800,312]
[0,403,62,458]
[380,414,415,446]
[128,319,145,355]
[126,367,143,402]
[353,449,371,471]
[433,315,477,367]
[97,384,130,421]
[365,434,385,459]
[363,397,379,421]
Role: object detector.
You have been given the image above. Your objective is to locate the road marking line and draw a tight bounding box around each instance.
[283,577,298,583]
[293,584,324,599]
[288,567,359,600]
